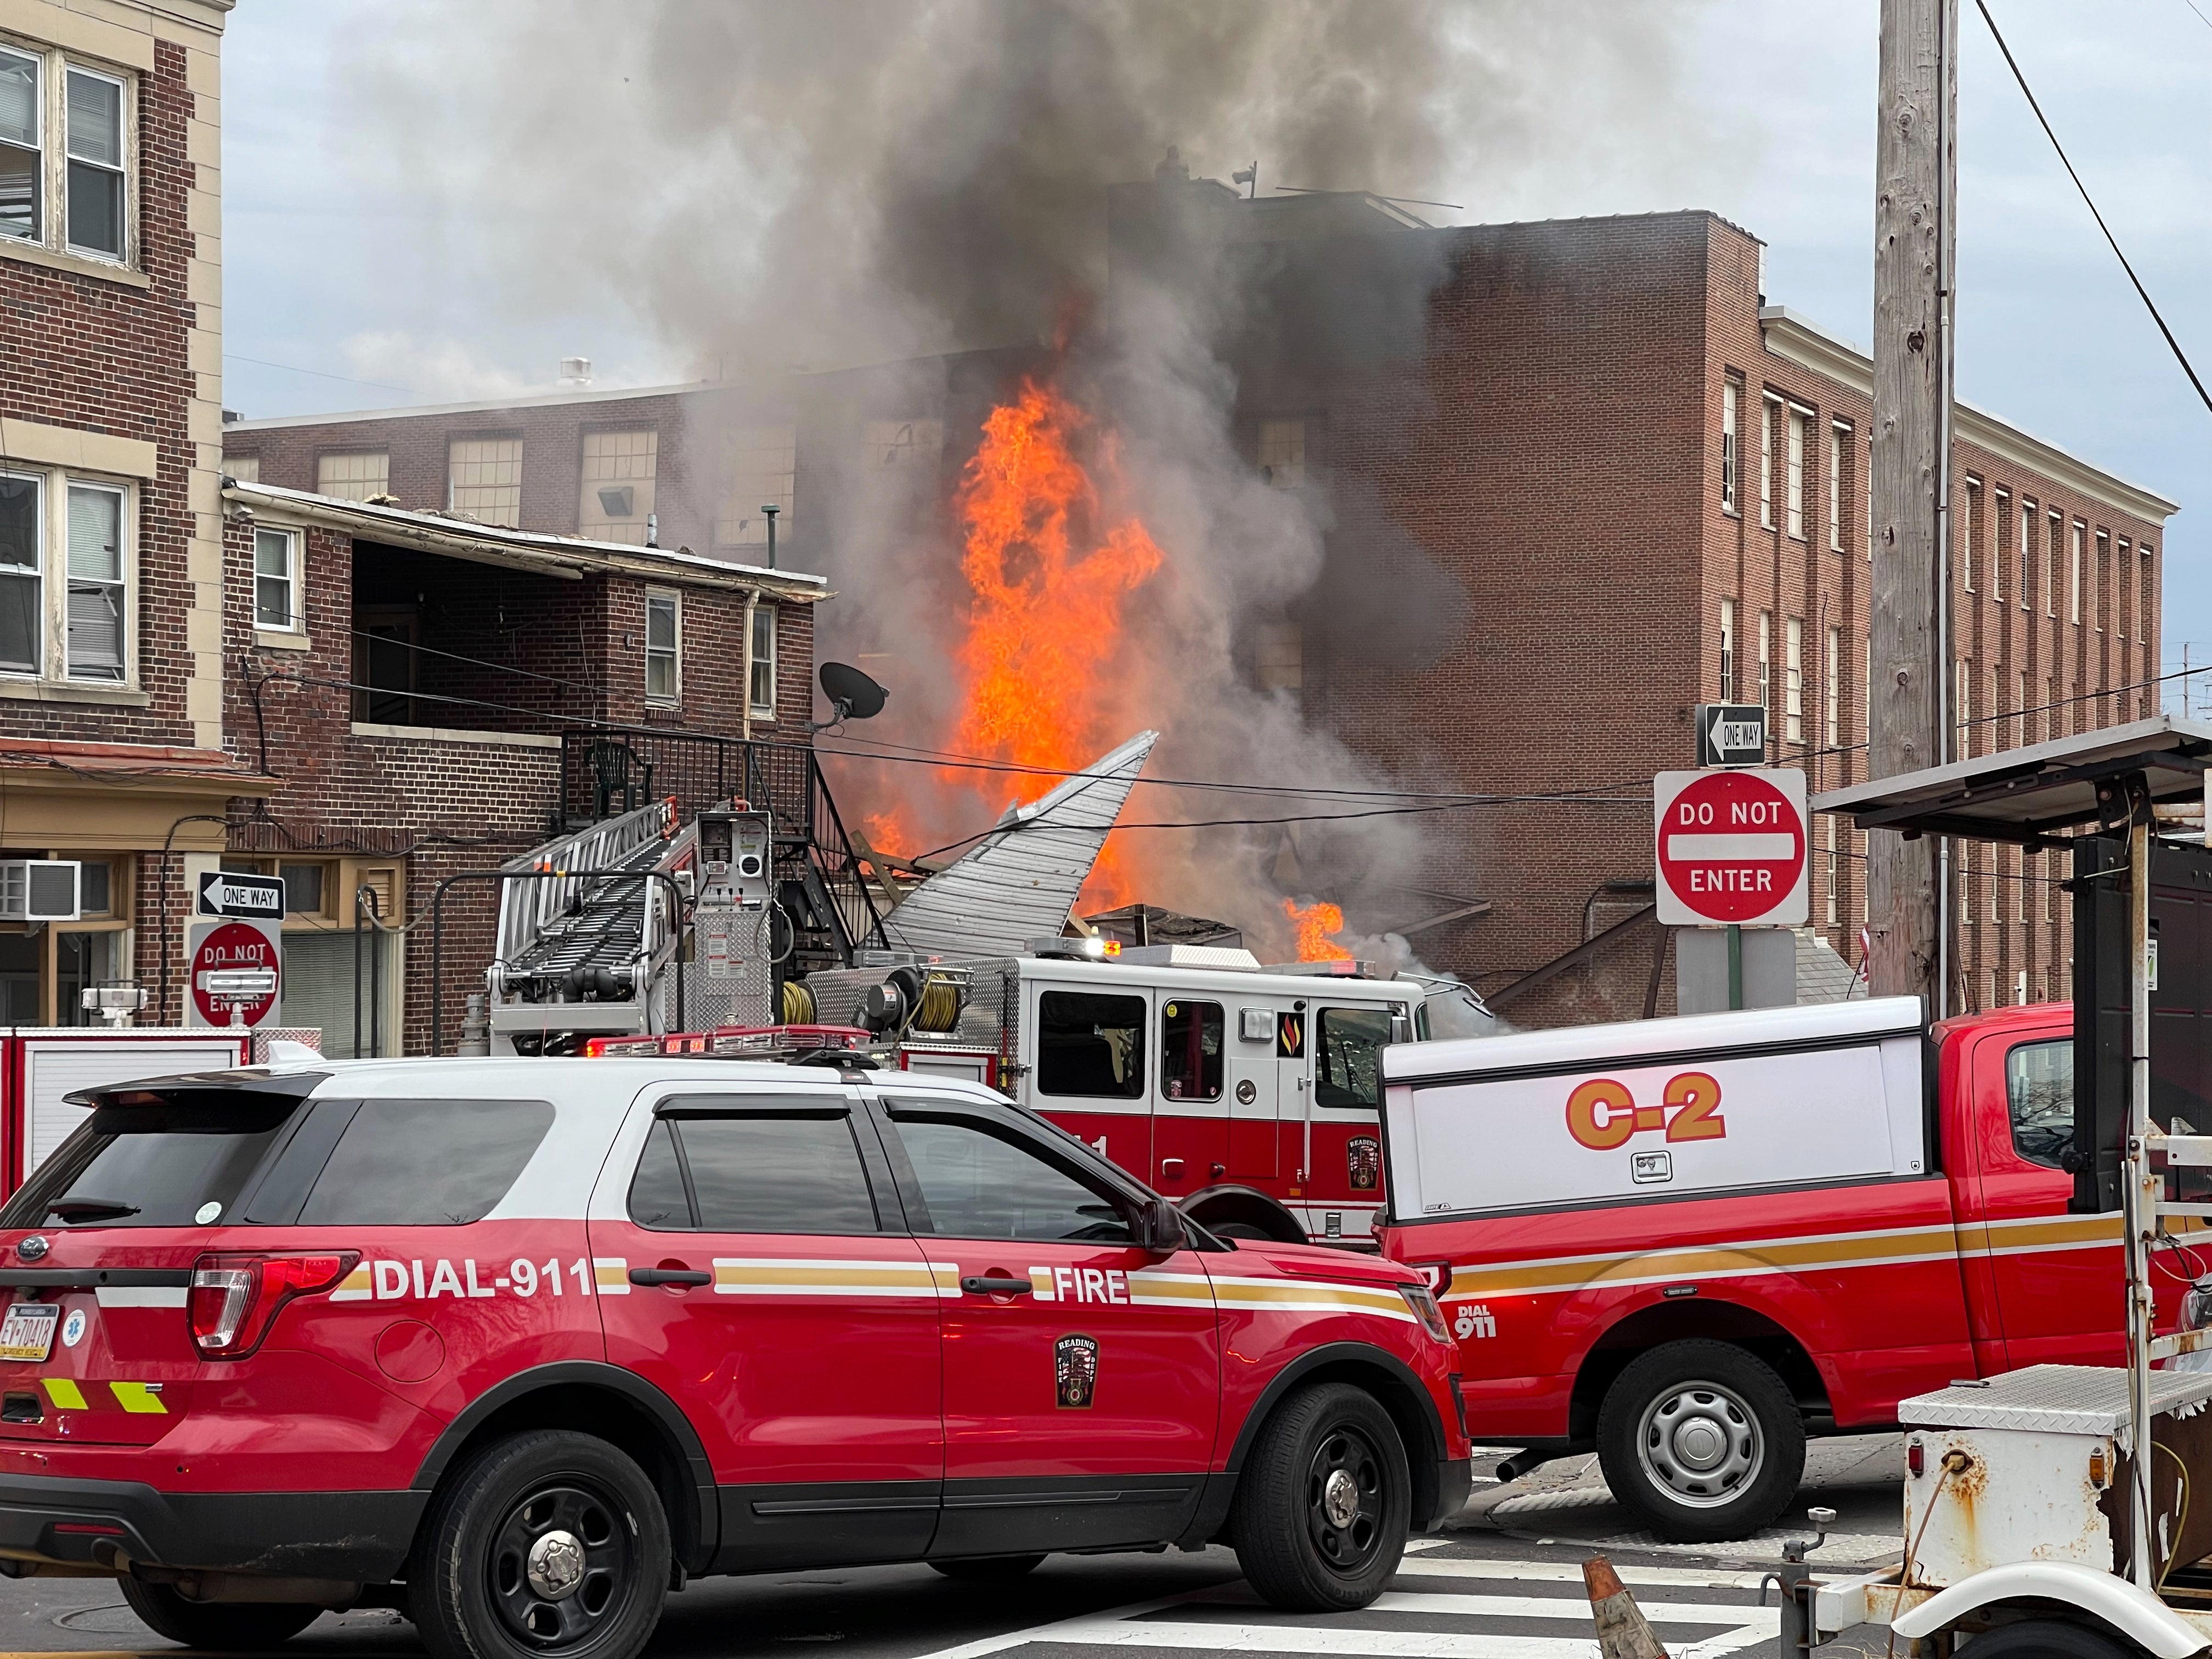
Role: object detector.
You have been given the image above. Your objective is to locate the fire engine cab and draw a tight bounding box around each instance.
[601,940,1498,1248]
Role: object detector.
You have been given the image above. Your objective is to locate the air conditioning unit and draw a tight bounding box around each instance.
[0,860,81,922]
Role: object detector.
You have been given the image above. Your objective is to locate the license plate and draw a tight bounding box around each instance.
[0,1303,58,1364]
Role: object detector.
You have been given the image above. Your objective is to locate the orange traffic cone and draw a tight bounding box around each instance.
[1585,1556,1669,1659]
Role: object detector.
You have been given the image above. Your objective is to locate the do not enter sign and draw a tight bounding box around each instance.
[187,918,282,1029]
[1654,768,1809,927]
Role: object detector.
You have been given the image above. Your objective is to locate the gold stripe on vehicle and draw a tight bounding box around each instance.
[592,1258,630,1295]
[712,1259,947,1298]
[1126,1272,1213,1306]
[329,1264,375,1302]
[1209,1278,1412,1318]
[1446,1224,1965,1300]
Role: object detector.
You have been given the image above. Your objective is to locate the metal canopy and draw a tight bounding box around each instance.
[1810,715,2212,848]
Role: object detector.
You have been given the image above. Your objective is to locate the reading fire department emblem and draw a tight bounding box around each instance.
[1054,1334,1098,1409]
[1347,1137,1381,1191]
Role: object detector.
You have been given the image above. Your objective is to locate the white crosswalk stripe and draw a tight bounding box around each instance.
[915,1555,1780,1659]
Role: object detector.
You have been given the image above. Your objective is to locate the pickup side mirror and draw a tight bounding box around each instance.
[1133,1195,1188,1256]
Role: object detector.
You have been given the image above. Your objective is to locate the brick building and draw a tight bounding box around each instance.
[224,192,2177,1030]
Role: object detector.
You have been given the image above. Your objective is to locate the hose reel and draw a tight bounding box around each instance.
[859,965,969,1037]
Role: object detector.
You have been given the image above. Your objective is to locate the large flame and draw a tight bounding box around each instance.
[949,377,1163,907]
[1285,898,1353,963]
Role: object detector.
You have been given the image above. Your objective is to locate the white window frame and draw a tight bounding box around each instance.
[1759,396,1778,529]
[0,466,44,678]
[1785,409,1807,540]
[748,602,778,719]
[1825,624,1841,749]
[0,41,43,249]
[0,463,135,686]
[1990,489,2007,601]
[1757,610,1771,712]
[2046,510,2061,618]
[61,62,126,266]
[2018,500,2033,611]
[1828,422,1847,551]
[63,478,126,681]
[1718,598,1735,702]
[1785,615,1804,742]
[644,588,680,705]
[253,526,298,636]
[2070,521,2085,623]
[1720,381,1740,515]
[1962,478,1978,592]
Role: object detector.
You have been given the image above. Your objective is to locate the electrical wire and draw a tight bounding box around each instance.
[1974,0,2212,415]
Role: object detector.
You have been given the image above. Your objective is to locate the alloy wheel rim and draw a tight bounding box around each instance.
[489,1480,635,1649]
[1305,1424,1386,1575]
[1634,1380,1763,1509]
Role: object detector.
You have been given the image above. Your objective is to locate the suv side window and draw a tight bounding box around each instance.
[2005,1039,2074,1169]
[1316,1006,1393,1110]
[1037,990,1146,1099]
[628,1109,880,1234]
[295,1099,555,1226]
[886,1112,1132,1244]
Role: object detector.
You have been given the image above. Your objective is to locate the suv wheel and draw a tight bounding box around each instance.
[118,1579,321,1650]
[1231,1381,1410,1611]
[1595,1340,1805,1544]
[930,1554,1046,1580]
[415,1430,670,1659]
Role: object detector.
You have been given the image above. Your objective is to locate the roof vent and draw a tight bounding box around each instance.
[559,356,592,388]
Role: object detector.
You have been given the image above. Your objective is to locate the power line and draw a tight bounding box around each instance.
[223,354,415,394]
[1974,0,2212,414]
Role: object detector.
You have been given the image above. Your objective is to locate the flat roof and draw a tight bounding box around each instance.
[225,479,829,601]
[1812,716,2212,848]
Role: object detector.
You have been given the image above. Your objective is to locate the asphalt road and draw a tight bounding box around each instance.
[0,1436,1908,1659]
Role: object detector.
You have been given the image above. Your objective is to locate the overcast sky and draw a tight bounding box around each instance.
[219,1,2210,691]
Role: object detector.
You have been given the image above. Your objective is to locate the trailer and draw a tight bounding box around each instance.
[1787,719,2212,1659]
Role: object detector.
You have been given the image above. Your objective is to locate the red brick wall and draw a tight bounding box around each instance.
[0,38,212,749]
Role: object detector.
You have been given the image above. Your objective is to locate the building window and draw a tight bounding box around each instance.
[253,527,296,631]
[866,418,944,473]
[1720,381,1740,515]
[0,467,133,684]
[1258,420,1306,489]
[1759,397,1777,529]
[1990,665,2001,754]
[1252,618,1302,692]
[1825,624,1842,749]
[580,430,657,544]
[2019,501,2034,611]
[2095,531,2109,633]
[1785,409,1807,540]
[0,471,42,674]
[644,589,679,703]
[1824,817,1839,928]
[1956,657,1971,758]
[448,437,522,528]
[718,427,795,548]
[2142,545,2157,659]
[2017,670,2030,751]
[1719,599,1736,702]
[749,603,777,716]
[1785,616,1804,742]
[64,483,123,680]
[1989,843,2001,923]
[2070,522,2085,623]
[1959,839,1974,928]
[226,454,261,484]
[1757,610,1771,711]
[1990,489,2007,601]
[317,452,390,504]
[2046,511,2061,618]
[1963,478,1979,592]
[64,67,123,261]
[1828,422,1848,550]
[0,46,40,243]
[2046,676,2058,744]
[2117,539,2132,643]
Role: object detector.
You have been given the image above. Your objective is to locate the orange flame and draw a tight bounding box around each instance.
[950,377,1163,907]
[1285,898,1353,962]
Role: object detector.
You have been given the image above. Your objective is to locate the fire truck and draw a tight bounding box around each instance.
[594,938,1497,1248]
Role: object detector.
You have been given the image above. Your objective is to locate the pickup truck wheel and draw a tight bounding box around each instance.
[117,1579,321,1650]
[1231,1381,1410,1611]
[414,1429,670,1659]
[1596,1340,1804,1544]
[930,1555,1046,1580]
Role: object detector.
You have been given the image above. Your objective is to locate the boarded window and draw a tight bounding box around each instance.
[580,430,657,544]
[448,437,522,527]
[317,452,389,504]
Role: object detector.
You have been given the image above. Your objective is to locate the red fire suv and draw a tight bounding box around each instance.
[0,1057,1468,1659]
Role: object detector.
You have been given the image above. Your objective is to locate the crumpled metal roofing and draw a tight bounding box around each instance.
[883,730,1158,960]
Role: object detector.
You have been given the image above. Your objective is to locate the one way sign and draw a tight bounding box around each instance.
[1695,702,1768,768]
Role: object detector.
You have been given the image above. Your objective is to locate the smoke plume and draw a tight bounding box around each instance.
[349,1,1718,961]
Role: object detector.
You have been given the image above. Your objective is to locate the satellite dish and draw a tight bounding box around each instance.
[819,662,888,723]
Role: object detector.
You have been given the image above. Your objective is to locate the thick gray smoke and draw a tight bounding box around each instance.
[351,1,1715,960]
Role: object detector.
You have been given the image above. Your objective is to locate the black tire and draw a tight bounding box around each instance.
[929,1555,1046,1581]
[117,1578,321,1650]
[1230,1381,1410,1611]
[1210,1222,1277,1242]
[413,1429,670,1659]
[1595,1340,1805,1544]
[1956,1621,2141,1659]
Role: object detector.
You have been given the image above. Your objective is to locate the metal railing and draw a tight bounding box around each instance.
[558,729,887,962]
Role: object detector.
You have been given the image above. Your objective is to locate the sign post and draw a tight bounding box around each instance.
[185,918,283,1030]
[1655,769,1809,928]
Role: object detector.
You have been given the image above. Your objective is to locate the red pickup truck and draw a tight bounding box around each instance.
[1375,996,2181,1542]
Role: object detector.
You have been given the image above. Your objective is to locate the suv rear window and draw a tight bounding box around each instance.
[0,1095,301,1229]
[292,1099,555,1226]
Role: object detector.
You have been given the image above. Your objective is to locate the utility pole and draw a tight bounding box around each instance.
[1867,0,1957,1014]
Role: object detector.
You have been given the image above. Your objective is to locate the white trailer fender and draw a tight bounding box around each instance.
[1892,1561,2207,1658]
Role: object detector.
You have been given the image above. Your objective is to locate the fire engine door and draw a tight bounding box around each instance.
[1224,999,1280,1180]
[1153,993,1229,1197]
